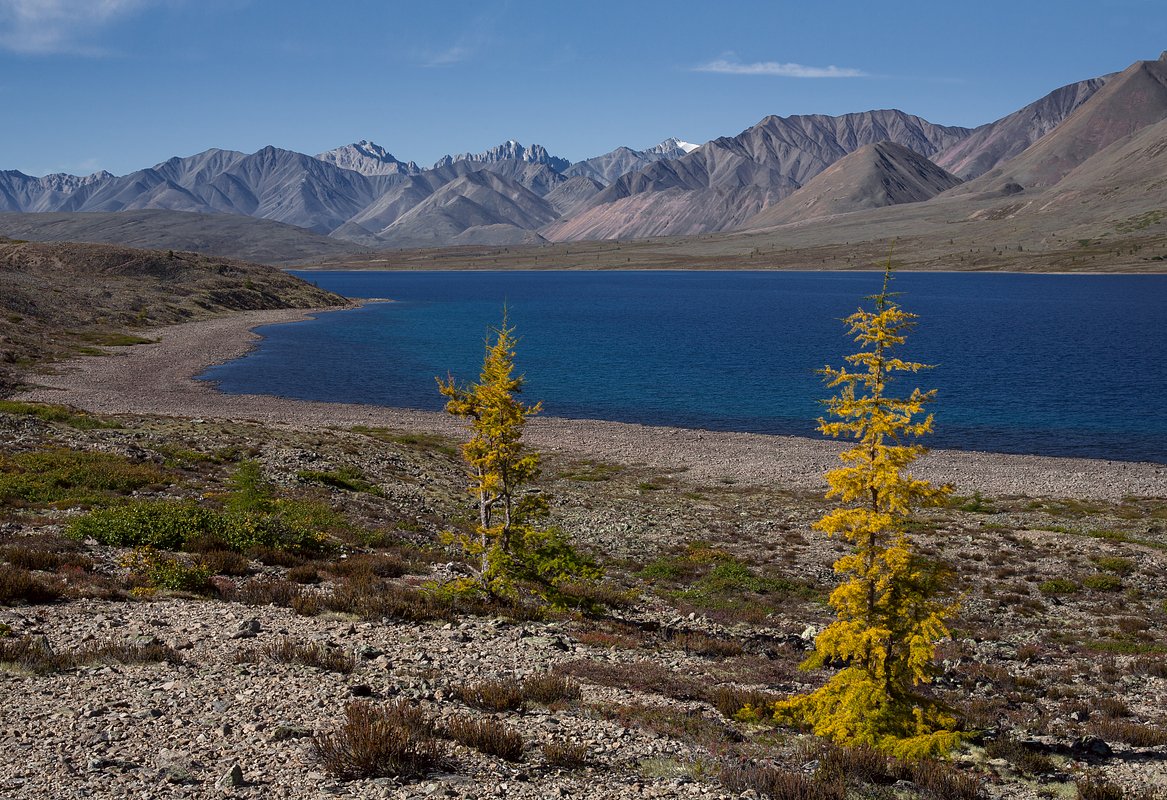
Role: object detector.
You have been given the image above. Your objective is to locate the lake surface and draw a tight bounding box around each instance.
[200,271,1167,464]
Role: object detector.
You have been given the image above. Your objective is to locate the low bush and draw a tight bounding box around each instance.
[227,577,302,608]
[455,678,525,712]
[199,549,251,577]
[237,638,355,674]
[983,737,1058,776]
[555,659,706,702]
[670,631,744,658]
[324,553,407,580]
[0,401,118,430]
[521,674,581,705]
[122,547,211,593]
[68,497,339,557]
[0,544,90,572]
[0,565,62,604]
[297,466,377,493]
[1089,719,1167,747]
[721,761,844,800]
[898,758,982,800]
[1038,578,1079,596]
[707,685,785,722]
[69,501,223,550]
[443,714,524,762]
[542,740,589,768]
[314,701,445,780]
[0,635,181,674]
[1083,573,1123,592]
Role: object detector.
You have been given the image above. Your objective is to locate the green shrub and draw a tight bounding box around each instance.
[69,500,223,549]
[1092,556,1136,576]
[0,448,164,506]
[122,547,211,593]
[1038,578,1079,596]
[0,401,118,430]
[1083,573,1123,592]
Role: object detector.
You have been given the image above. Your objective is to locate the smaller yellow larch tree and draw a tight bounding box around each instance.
[438,311,597,602]
[770,260,963,759]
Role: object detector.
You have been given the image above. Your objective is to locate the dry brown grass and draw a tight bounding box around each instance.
[455,678,525,713]
[443,714,524,762]
[313,700,444,781]
[0,565,63,605]
[236,638,355,674]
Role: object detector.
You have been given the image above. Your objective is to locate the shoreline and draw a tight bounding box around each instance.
[14,307,1166,501]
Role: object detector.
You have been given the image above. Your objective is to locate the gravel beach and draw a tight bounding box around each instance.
[16,307,1166,501]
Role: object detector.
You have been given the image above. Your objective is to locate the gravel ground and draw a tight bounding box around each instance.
[15,307,1167,502]
[0,599,743,800]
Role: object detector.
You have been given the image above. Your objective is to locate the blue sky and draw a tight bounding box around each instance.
[3,0,1165,177]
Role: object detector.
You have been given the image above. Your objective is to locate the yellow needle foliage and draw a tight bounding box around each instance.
[438,311,597,602]
[770,263,964,759]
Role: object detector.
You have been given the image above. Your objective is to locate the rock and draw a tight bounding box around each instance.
[1071,735,1111,758]
[215,763,245,789]
[230,619,262,639]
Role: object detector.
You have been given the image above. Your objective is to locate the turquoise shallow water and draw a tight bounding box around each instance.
[199,270,1167,464]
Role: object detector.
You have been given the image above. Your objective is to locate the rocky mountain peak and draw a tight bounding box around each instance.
[432,141,571,173]
[316,140,420,176]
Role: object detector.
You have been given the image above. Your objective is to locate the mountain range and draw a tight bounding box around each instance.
[2,52,1165,264]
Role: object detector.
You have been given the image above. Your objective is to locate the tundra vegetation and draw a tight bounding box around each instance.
[1,279,1166,799]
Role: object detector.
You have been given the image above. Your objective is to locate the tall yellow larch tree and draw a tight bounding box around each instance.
[771,260,964,759]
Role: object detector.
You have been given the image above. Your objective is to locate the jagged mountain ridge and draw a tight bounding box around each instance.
[433,140,572,173]
[2,54,1165,254]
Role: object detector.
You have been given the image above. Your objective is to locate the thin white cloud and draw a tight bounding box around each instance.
[694,54,867,78]
[422,43,473,67]
[0,0,154,55]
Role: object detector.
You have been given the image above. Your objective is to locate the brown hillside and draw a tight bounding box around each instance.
[0,239,345,393]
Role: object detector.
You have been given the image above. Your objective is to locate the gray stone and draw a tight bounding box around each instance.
[215,763,245,789]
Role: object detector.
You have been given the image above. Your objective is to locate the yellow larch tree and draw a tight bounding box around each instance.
[438,311,597,602]
[771,261,964,759]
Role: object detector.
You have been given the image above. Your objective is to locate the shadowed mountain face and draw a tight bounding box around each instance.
[745,141,963,228]
[1,55,1164,259]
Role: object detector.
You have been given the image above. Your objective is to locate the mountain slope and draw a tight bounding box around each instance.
[934,77,1108,180]
[955,53,1167,193]
[746,141,963,227]
[545,110,971,240]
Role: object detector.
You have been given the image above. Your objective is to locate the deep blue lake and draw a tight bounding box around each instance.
[200,270,1167,464]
